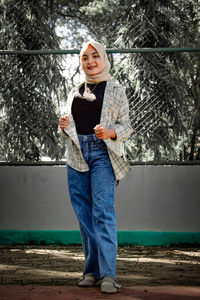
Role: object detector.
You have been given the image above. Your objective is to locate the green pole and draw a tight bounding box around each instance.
[0,47,200,55]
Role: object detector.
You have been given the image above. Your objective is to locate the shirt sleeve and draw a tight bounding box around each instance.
[58,127,69,138]
[110,87,133,142]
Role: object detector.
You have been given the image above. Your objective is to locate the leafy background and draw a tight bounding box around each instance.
[0,0,199,162]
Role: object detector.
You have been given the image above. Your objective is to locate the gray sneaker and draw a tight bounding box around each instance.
[78,273,96,287]
[101,276,121,294]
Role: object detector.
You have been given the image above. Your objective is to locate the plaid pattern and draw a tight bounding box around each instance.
[60,80,133,180]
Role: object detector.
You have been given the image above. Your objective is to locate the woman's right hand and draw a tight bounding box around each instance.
[59,115,69,130]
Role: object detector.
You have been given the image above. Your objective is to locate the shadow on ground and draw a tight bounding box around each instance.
[0,245,200,287]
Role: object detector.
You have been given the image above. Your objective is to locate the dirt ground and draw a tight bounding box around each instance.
[0,245,200,287]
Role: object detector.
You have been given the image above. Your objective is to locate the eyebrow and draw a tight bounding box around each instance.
[82,51,98,57]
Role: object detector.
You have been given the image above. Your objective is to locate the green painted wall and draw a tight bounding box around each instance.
[0,165,200,246]
[0,230,200,246]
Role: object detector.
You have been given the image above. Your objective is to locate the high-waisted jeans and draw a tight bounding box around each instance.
[67,134,117,280]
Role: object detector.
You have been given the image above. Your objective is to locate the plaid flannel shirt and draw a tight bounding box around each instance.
[60,80,133,180]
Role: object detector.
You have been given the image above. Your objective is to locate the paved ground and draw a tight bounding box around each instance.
[0,245,200,299]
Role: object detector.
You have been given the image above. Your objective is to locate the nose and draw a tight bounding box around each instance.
[88,56,94,64]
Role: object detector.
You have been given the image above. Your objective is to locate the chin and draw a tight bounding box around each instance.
[87,71,100,76]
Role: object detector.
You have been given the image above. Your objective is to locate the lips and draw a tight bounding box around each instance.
[88,66,96,70]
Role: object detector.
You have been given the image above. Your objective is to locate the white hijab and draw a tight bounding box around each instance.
[80,41,111,84]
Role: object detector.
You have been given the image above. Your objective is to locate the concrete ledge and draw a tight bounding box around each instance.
[0,230,200,246]
[0,161,200,166]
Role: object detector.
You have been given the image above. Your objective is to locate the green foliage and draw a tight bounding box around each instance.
[78,0,200,161]
[0,0,67,161]
[1,0,199,162]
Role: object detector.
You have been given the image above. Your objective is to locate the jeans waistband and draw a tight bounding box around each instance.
[78,133,98,142]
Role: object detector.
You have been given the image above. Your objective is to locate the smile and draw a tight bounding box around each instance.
[88,66,96,70]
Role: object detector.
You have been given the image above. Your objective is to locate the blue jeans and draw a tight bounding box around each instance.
[67,134,117,280]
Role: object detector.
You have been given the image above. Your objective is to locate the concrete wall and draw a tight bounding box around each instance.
[0,165,200,232]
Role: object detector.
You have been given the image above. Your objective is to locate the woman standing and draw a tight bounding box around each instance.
[59,41,132,294]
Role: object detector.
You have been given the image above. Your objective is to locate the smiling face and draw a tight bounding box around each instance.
[81,45,102,76]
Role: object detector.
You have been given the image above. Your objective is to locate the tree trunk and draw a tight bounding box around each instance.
[189,130,197,161]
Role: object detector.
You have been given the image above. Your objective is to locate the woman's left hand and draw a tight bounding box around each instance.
[94,124,116,140]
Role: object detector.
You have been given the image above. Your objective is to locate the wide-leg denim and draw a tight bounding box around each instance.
[67,133,117,280]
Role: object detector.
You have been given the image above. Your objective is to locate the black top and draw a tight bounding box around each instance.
[72,81,107,135]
